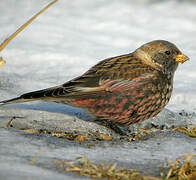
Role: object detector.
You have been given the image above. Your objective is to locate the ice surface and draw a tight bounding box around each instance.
[0,0,196,179]
[0,108,195,179]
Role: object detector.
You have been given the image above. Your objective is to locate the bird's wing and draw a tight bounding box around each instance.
[0,53,155,105]
[32,72,156,100]
[58,53,155,97]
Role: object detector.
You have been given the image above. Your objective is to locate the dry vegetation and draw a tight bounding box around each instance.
[174,126,196,138]
[54,153,196,180]
[0,0,58,68]
[165,153,196,180]
[0,57,6,67]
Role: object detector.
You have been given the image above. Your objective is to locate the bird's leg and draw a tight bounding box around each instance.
[94,119,127,135]
[105,122,128,135]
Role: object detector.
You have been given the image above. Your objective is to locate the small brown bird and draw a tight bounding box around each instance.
[0,40,188,128]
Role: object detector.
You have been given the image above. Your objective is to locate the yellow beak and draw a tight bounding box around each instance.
[175,53,189,63]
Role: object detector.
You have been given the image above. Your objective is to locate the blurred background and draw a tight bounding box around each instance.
[0,0,195,116]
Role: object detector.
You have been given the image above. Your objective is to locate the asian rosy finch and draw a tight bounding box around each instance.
[0,40,188,128]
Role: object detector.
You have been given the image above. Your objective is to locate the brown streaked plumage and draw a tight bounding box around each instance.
[0,40,189,127]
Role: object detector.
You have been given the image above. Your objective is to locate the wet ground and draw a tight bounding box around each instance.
[0,108,196,179]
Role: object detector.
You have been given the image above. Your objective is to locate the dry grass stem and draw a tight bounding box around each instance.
[0,0,58,52]
[0,57,6,67]
[55,156,161,180]
[0,0,58,67]
[54,153,196,180]
[174,126,196,138]
[165,153,196,180]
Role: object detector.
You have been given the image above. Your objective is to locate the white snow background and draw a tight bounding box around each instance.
[0,0,196,117]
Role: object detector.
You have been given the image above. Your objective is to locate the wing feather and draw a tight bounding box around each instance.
[0,53,156,105]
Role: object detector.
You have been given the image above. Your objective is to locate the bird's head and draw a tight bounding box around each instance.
[134,40,189,76]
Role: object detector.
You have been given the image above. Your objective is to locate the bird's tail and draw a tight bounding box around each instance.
[0,88,51,106]
[0,96,35,105]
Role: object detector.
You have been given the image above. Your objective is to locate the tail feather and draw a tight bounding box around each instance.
[0,96,35,105]
[0,85,67,105]
[0,88,51,106]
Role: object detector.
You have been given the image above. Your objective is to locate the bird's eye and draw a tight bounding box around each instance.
[165,50,171,55]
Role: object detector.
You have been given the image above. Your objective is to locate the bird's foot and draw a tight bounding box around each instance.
[104,121,127,135]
